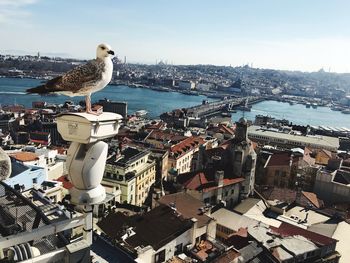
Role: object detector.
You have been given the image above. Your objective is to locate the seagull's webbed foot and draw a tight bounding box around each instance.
[85,93,102,115]
[86,109,102,116]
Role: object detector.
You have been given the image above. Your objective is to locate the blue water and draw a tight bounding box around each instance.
[0,77,348,127]
[0,77,212,118]
[233,100,350,128]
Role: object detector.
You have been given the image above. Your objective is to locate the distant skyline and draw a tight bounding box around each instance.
[1,0,350,72]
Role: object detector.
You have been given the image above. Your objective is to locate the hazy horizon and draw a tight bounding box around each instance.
[1,0,350,73]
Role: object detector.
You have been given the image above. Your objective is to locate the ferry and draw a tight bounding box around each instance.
[135,110,148,117]
[331,105,342,111]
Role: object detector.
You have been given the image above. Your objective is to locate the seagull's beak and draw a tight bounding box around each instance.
[107,50,115,55]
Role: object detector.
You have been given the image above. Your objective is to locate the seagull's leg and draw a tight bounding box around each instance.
[85,94,100,115]
[85,94,91,112]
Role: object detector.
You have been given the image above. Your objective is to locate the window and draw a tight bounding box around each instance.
[175,243,183,255]
[155,249,165,263]
[32,178,37,184]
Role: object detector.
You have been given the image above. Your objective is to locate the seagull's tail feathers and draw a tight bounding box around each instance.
[26,84,51,94]
[26,76,63,94]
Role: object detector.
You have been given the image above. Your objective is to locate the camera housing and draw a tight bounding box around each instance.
[57,112,122,205]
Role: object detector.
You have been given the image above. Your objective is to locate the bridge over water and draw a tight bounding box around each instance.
[186,96,264,118]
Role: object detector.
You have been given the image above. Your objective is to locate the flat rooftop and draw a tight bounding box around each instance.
[108,147,149,167]
[248,125,339,150]
[97,204,193,251]
[158,192,212,228]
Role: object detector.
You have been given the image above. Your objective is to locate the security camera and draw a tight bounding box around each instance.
[57,112,122,205]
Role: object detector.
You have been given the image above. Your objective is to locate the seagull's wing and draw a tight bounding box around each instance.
[59,59,105,92]
[27,59,105,94]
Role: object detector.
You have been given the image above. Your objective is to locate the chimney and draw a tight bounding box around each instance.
[216,170,224,204]
[191,218,198,246]
[215,170,224,187]
[115,148,121,162]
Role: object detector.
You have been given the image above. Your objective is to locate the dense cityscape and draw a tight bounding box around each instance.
[0,49,349,263]
[1,1,350,262]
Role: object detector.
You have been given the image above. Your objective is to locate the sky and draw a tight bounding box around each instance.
[0,0,350,72]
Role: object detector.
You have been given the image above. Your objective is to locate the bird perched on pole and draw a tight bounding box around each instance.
[27,43,115,115]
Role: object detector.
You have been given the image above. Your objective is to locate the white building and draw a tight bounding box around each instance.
[178,80,196,90]
[248,125,339,151]
[314,168,350,204]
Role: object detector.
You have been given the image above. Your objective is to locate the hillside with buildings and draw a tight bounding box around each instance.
[1,54,350,100]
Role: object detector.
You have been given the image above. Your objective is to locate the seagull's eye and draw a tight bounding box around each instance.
[101,46,106,50]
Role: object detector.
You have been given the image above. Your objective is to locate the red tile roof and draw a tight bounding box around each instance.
[55,175,73,189]
[183,172,209,190]
[179,170,244,192]
[270,222,337,246]
[170,136,205,159]
[207,124,235,135]
[145,120,166,131]
[146,130,186,142]
[10,152,38,162]
[302,191,321,208]
[265,152,297,167]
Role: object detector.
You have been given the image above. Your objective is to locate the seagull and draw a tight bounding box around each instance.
[27,43,115,115]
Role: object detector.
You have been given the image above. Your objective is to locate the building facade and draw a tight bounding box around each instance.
[168,136,205,177]
[103,147,156,206]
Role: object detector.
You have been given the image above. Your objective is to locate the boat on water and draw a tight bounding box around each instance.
[182,91,198,96]
[311,103,318,109]
[221,112,232,117]
[306,102,311,108]
[135,110,148,117]
[331,105,342,111]
[341,109,350,114]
